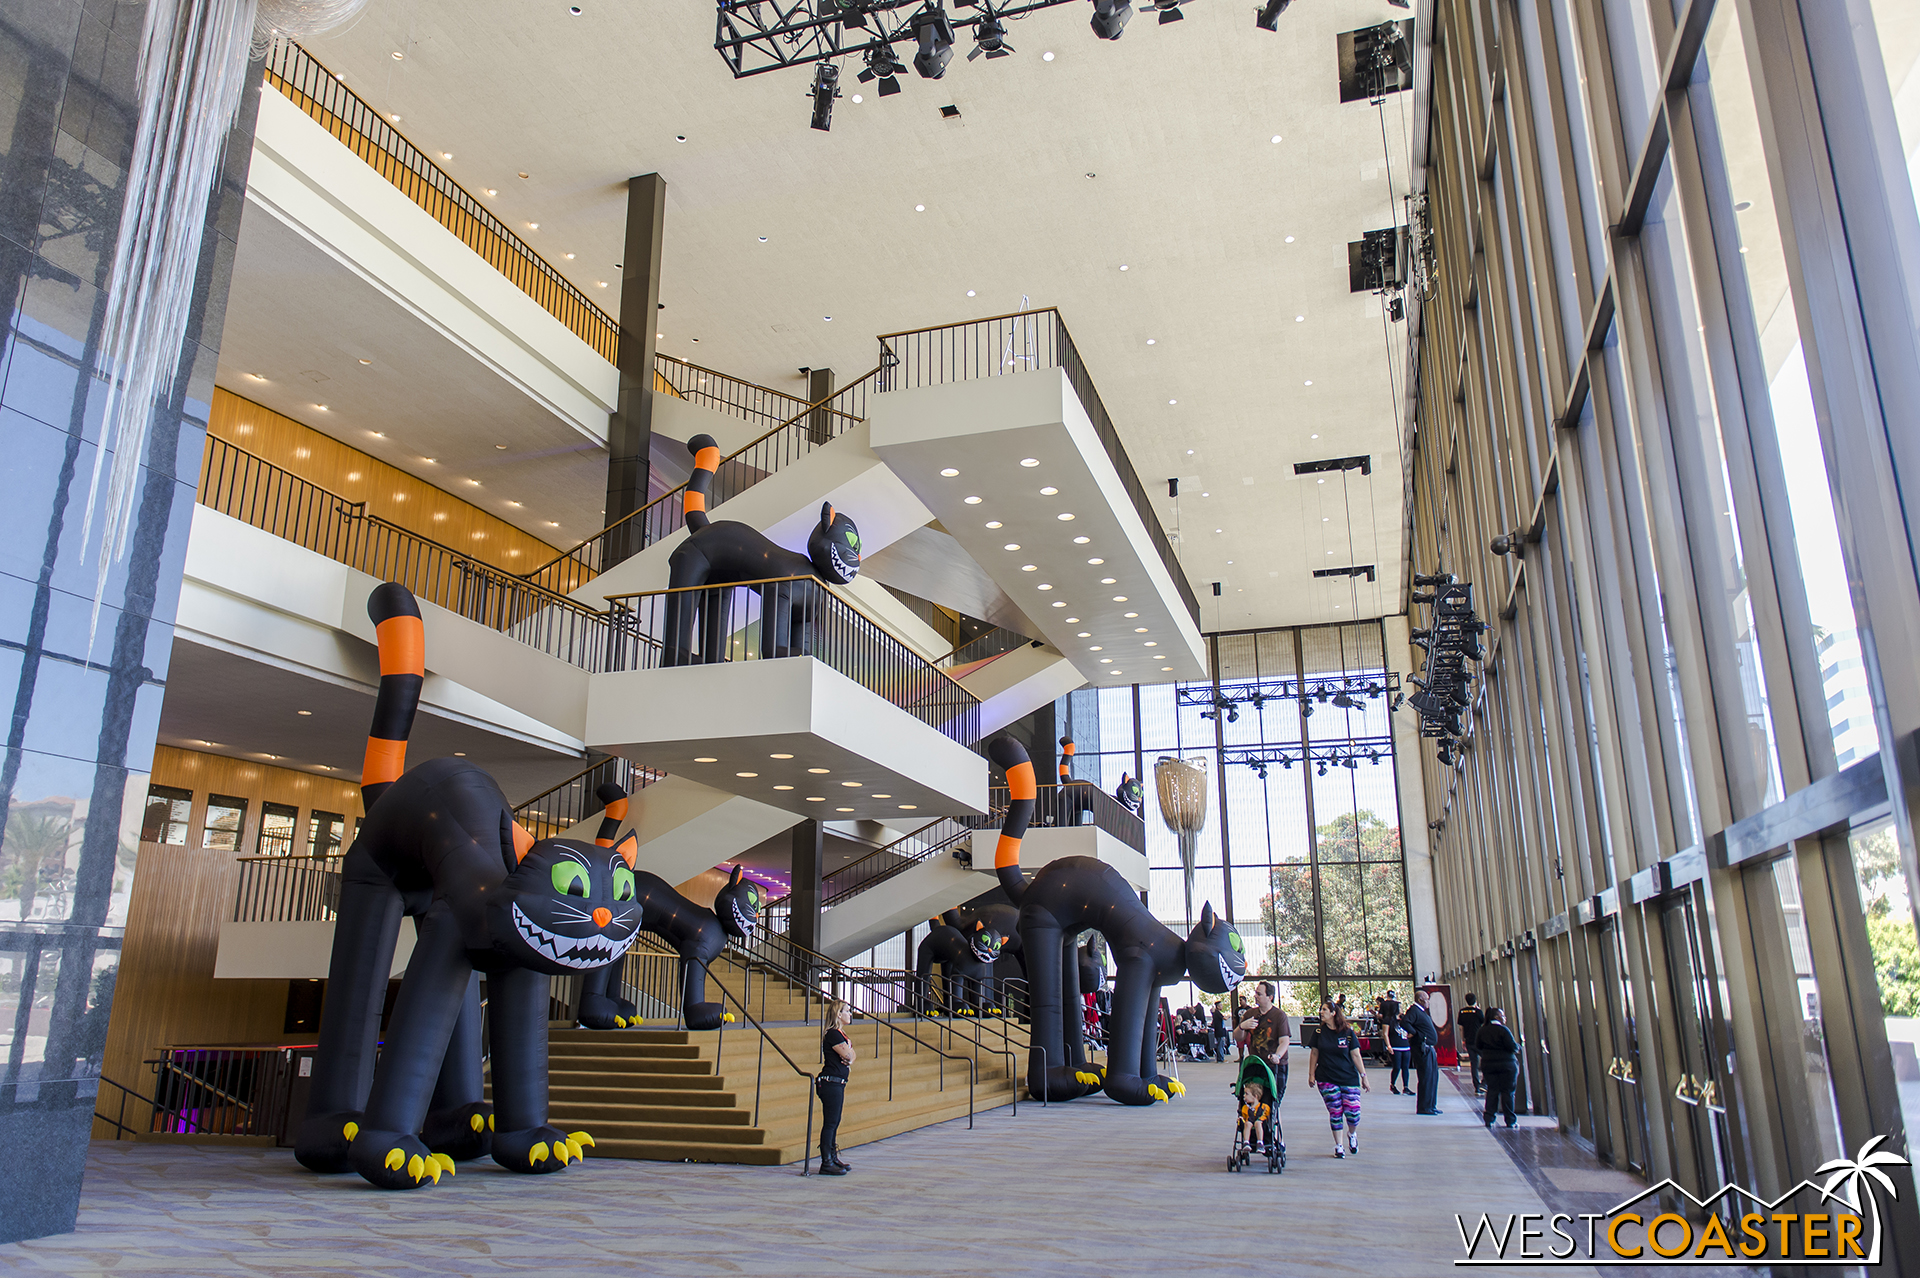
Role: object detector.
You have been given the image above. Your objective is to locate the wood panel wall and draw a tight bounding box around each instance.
[209,389,568,570]
[149,745,365,855]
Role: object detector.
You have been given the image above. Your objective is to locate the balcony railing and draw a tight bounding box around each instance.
[876,308,1200,627]
[510,756,661,842]
[199,436,614,669]
[940,627,1040,672]
[652,354,814,436]
[262,41,617,363]
[523,367,878,587]
[602,576,980,746]
[232,854,344,923]
[820,815,980,909]
[991,781,1147,852]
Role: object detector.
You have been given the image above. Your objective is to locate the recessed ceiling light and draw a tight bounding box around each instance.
[1271,135,1282,143]
[1113,595,1128,602]
[1037,583,1052,590]
[1066,617,1080,623]
[247,373,265,380]
[1100,658,1113,663]
[453,752,466,757]
[1004,543,1021,551]
[676,135,687,142]
[1119,265,1129,271]
[1019,458,1039,467]
[986,521,1003,529]
[1311,433,1319,439]
[940,467,960,476]
[1295,315,1305,322]
[486,188,498,196]
[770,753,794,759]
[1057,513,1075,521]
[736,771,758,778]
[1021,564,1036,572]
[900,804,918,810]
[1090,646,1104,651]
[1285,235,1295,243]
[1123,611,1138,618]
[1078,632,1091,638]
[1101,577,1116,584]
[807,796,825,802]
[1169,399,1177,405]
[518,172,529,179]
[528,222,539,230]
[1088,557,1105,565]
[840,781,862,787]
[1146,339,1156,345]
[964,495,982,504]
[1202,492,1210,498]
[1305,380,1313,386]
[1074,536,1090,544]
[1043,50,1054,59]
[369,431,383,438]
[694,757,719,763]
[808,767,831,774]
[1145,641,1158,647]
[1040,486,1058,495]
[1052,601,1066,607]
[1135,627,1148,632]
[823,315,832,321]
[297,709,312,716]
[570,5,582,13]
[1163,666,1173,672]
[774,784,794,791]
[547,521,560,527]
[315,403,328,411]
[596,281,607,287]
[836,807,855,812]
[871,794,892,799]
[915,204,926,212]
[852,93,863,103]
[758,236,767,242]
[967,289,976,297]
[391,50,403,59]
[316,764,332,771]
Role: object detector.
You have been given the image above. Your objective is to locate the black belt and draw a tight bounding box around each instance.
[818,1075,847,1085]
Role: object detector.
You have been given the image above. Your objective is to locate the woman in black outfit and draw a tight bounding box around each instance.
[818,999,856,1173]
[1477,1007,1521,1129]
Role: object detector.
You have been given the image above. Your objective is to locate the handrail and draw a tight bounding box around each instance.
[199,436,615,669]
[261,42,617,363]
[522,365,882,587]
[601,575,981,745]
[652,354,814,434]
[510,756,663,840]
[815,815,983,909]
[876,308,1199,627]
[940,627,1040,671]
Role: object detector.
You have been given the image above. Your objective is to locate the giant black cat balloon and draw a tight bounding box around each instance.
[295,584,634,1189]
[913,914,1002,1015]
[988,736,1247,1105]
[663,433,861,665]
[575,781,762,1031]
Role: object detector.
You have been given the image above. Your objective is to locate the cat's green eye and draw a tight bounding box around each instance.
[551,862,590,897]
[612,866,635,902]
[1229,932,1244,953]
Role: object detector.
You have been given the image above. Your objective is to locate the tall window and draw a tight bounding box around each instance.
[141,785,192,845]
[257,802,299,857]
[1059,620,1413,1013]
[201,795,247,851]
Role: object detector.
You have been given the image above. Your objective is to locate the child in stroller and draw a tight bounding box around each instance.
[1228,1055,1285,1173]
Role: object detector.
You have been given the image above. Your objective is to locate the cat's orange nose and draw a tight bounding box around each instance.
[592,907,611,928]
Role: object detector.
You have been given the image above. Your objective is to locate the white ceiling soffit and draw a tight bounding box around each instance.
[299,0,1422,631]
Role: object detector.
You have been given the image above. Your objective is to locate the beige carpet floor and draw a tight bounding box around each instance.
[1,1056,1598,1277]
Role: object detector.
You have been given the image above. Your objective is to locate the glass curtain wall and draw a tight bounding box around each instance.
[1059,620,1413,1014]
[1411,0,1920,1255]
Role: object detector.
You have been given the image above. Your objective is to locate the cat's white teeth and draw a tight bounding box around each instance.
[512,904,629,970]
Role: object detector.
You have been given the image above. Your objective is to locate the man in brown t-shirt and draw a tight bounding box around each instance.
[1237,981,1291,1100]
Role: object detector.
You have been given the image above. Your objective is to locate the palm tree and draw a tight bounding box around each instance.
[3,810,74,920]
[1817,1134,1911,1261]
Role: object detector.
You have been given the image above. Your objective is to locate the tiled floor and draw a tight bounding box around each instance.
[2,1055,1604,1277]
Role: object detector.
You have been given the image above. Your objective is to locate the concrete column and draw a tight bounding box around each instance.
[790,819,824,957]
[805,366,834,444]
[603,173,666,564]
[1385,613,1441,981]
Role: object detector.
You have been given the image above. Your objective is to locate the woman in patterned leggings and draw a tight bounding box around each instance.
[1307,999,1370,1158]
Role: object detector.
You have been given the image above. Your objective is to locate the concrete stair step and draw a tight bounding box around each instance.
[555,1117,768,1145]
[546,1102,755,1127]
[547,1069,726,1090]
[548,1085,738,1107]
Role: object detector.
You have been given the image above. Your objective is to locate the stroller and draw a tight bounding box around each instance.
[1227,1055,1286,1174]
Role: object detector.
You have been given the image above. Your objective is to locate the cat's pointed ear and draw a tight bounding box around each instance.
[820,501,835,528]
[502,815,537,871]
[612,829,639,871]
[974,921,986,932]
[1200,901,1218,932]
[728,864,744,886]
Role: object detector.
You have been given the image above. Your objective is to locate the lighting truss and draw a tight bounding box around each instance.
[715,0,1076,79]
[1223,735,1397,779]
[1179,671,1402,719]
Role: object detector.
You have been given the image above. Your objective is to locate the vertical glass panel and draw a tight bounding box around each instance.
[1639,169,1787,810]
[1703,0,1878,767]
[1851,817,1920,1144]
[1768,854,1847,1162]
[1869,0,1920,206]
[1602,0,1663,152]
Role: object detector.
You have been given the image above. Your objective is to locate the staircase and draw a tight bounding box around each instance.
[544,1017,1023,1165]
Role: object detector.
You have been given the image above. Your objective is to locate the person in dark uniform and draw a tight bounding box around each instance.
[1477,1007,1521,1129]
[1387,1009,1413,1094]
[1405,990,1442,1114]
[817,999,856,1174]
[1457,994,1486,1096]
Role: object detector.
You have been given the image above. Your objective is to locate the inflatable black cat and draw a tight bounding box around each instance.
[295,584,634,1189]
[663,433,861,666]
[913,914,1002,1015]
[988,736,1247,1105]
[574,782,762,1030]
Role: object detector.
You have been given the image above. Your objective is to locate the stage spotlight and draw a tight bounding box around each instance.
[1254,0,1291,31]
[969,13,1014,58]
[809,62,840,130]
[860,44,908,95]
[1139,0,1189,22]
[1091,0,1131,40]
[1331,691,1359,710]
[912,6,955,78]
[829,0,873,27]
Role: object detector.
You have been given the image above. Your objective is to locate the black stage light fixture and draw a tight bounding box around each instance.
[1255,0,1291,31]
[969,13,1015,58]
[913,6,955,78]
[828,0,873,27]
[809,62,840,130]
[860,44,909,95]
[1331,691,1359,710]
[1091,0,1132,40]
[1139,0,1189,22]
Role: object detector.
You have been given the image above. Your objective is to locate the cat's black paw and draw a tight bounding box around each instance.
[293,1111,364,1173]
[348,1129,454,1190]
[578,992,632,1030]
[493,1125,593,1175]
[423,1101,493,1161]
[686,1002,735,1031]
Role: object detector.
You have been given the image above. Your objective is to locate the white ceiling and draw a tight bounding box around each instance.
[283,0,1419,630]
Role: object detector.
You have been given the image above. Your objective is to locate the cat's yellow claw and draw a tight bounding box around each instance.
[468,1113,485,1132]
[613,1016,628,1028]
[1147,1085,1168,1102]
[343,1121,360,1141]
[431,1153,456,1176]
[564,1138,585,1161]
[528,1141,550,1165]
[487,1114,496,1132]
[723,1013,736,1023]
[1075,1071,1101,1085]
[567,1131,595,1149]
[384,1147,406,1171]
[1169,1079,1187,1097]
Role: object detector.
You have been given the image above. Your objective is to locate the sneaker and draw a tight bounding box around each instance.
[1334,1146,1346,1159]
[1347,1135,1359,1155]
